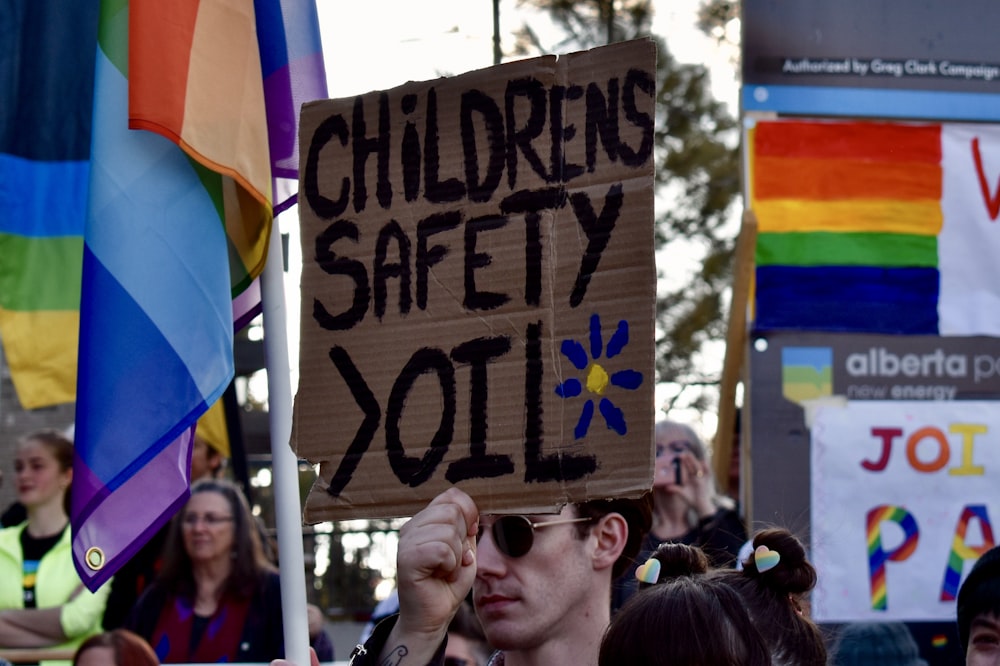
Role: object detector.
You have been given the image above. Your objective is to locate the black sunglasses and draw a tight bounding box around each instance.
[477,515,593,558]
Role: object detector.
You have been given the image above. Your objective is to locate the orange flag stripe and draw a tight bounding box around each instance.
[129,0,271,208]
[128,1,197,150]
[754,155,942,201]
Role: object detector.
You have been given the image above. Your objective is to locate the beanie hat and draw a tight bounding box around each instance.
[957,544,1000,654]
[831,622,927,666]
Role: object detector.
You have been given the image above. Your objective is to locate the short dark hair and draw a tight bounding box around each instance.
[957,544,1000,654]
[572,492,653,580]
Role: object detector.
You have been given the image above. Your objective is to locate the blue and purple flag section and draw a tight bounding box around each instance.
[72,0,233,589]
[255,0,328,214]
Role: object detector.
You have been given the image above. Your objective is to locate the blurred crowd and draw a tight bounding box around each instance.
[2,419,997,666]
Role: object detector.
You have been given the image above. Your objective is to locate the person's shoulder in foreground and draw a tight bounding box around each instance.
[957,544,1000,665]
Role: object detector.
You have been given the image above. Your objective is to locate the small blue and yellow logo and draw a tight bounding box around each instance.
[781,347,832,404]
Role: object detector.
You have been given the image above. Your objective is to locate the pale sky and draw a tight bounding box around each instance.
[271,1,740,434]
[316,0,739,107]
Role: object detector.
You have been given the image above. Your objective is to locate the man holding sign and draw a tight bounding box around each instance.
[295,36,658,666]
[349,487,650,666]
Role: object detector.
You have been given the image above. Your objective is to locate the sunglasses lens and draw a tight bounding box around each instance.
[493,516,533,557]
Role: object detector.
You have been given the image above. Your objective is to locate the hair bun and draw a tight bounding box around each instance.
[647,542,710,583]
[744,528,817,595]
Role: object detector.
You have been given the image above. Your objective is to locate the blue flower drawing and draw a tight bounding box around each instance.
[554,313,643,439]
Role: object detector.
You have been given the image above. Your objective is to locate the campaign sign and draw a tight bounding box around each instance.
[294,40,657,521]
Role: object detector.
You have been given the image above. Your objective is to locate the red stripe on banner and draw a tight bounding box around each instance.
[754,120,942,163]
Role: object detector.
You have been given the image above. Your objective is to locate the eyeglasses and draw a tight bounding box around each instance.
[181,513,234,527]
[477,515,593,558]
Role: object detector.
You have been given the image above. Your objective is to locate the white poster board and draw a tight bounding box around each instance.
[811,400,998,621]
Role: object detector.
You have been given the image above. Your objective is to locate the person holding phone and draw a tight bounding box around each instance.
[612,419,746,612]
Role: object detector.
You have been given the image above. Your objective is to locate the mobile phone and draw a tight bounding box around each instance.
[672,457,682,485]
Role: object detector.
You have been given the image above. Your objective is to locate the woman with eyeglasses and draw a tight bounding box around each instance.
[613,419,746,611]
[0,429,111,663]
[126,478,284,662]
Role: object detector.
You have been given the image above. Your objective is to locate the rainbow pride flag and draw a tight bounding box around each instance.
[0,2,99,409]
[750,118,1000,335]
[72,0,326,591]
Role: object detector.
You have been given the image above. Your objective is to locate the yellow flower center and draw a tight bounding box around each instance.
[586,363,609,395]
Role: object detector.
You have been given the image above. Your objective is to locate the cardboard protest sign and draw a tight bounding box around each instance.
[811,401,999,621]
[293,39,656,521]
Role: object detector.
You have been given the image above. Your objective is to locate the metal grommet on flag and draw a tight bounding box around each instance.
[85,546,106,571]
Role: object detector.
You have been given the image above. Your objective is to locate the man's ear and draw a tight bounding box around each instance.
[590,512,628,572]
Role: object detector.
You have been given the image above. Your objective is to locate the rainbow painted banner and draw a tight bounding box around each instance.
[71,0,326,591]
[811,401,998,621]
[750,118,1000,336]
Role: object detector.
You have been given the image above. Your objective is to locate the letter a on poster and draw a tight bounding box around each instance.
[294,39,656,521]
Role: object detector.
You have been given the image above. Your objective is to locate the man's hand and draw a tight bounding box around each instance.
[380,487,479,664]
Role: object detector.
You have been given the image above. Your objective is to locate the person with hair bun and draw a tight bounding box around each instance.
[600,542,770,666]
[708,527,828,665]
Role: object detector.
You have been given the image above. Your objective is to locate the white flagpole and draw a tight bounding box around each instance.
[261,219,311,665]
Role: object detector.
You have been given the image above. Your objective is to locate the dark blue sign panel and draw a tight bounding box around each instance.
[742,1,1000,121]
